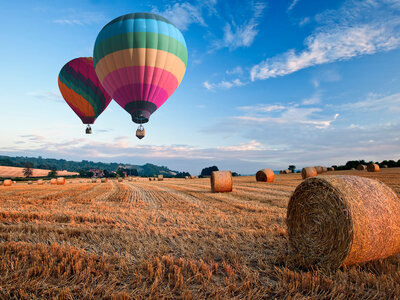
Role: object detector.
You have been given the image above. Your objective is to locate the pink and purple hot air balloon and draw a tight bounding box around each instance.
[93,12,188,139]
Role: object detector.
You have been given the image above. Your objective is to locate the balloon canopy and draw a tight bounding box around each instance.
[58,57,112,125]
[93,12,188,124]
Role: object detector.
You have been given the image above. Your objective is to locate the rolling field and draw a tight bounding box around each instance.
[1,170,400,298]
[0,166,79,178]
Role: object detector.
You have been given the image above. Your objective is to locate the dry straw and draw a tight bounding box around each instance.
[367,163,380,172]
[256,168,275,182]
[301,167,317,180]
[211,171,232,193]
[37,180,43,185]
[287,175,400,269]
[3,180,12,186]
[50,178,57,185]
[357,164,367,171]
[57,177,66,185]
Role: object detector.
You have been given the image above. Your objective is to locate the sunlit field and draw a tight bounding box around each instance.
[1,169,400,298]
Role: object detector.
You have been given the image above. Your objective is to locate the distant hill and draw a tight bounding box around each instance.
[0,166,79,179]
[0,155,180,177]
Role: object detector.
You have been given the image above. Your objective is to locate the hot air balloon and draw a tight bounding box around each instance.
[93,12,188,139]
[58,57,112,134]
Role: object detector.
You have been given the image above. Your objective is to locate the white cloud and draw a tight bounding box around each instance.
[251,0,400,81]
[153,2,206,31]
[52,12,106,25]
[27,91,63,103]
[234,103,339,129]
[288,0,300,11]
[299,17,310,26]
[203,78,247,90]
[302,93,320,105]
[339,93,400,112]
[211,1,266,51]
[226,66,243,75]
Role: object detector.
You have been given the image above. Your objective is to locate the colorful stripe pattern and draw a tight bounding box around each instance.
[93,13,188,124]
[58,57,112,124]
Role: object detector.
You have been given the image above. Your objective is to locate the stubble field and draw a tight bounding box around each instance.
[1,169,400,299]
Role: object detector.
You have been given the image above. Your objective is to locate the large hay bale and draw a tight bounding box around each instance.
[367,163,380,172]
[118,177,123,182]
[256,168,275,182]
[314,166,324,174]
[158,175,164,181]
[3,180,12,186]
[27,181,32,185]
[50,178,57,185]
[287,175,400,269]
[301,167,317,180]
[57,177,66,185]
[357,164,367,171]
[101,178,107,183]
[37,180,43,185]
[211,171,232,193]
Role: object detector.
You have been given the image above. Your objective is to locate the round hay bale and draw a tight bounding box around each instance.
[283,169,290,174]
[382,165,388,168]
[211,171,232,193]
[13,181,16,184]
[27,181,32,185]
[57,177,66,185]
[37,180,43,185]
[367,163,380,172]
[287,175,400,269]
[50,178,57,185]
[351,168,355,170]
[314,166,324,174]
[158,175,164,181]
[79,180,83,183]
[92,178,97,183]
[256,168,275,182]
[356,164,367,171]
[118,178,123,182]
[101,178,107,183]
[3,180,12,186]
[190,175,195,179]
[148,177,152,181]
[301,167,317,180]
[327,167,334,172]
[185,176,189,179]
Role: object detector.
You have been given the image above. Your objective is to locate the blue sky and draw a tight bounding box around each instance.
[0,0,400,174]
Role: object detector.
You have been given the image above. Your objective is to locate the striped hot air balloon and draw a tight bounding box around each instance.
[58,57,112,134]
[93,12,188,139]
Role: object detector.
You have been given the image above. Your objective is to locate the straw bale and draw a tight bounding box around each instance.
[314,166,324,174]
[382,165,388,168]
[211,171,232,193]
[101,178,107,183]
[301,167,317,180]
[57,177,66,185]
[367,163,380,172]
[256,168,275,182]
[50,178,57,185]
[357,164,367,171]
[287,175,400,269]
[28,181,32,185]
[158,175,164,181]
[327,167,334,171]
[92,178,97,183]
[118,178,123,182]
[3,180,12,186]
[37,180,43,185]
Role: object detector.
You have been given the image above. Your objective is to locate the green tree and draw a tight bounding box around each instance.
[288,165,296,173]
[23,162,33,178]
[200,166,219,177]
[48,167,57,178]
[117,168,125,178]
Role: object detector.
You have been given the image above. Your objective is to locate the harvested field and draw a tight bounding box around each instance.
[1,170,400,298]
[0,166,79,178]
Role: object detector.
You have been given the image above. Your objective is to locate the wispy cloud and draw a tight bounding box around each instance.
[339,93,400,112]
[27,91,63,103]
[203,78,247,90]
[234,103,339,129]
[288,0,300,11]
[52,12,107,26]
[153,2,206,31]
[251,0,400,81]
[211,1,266,51]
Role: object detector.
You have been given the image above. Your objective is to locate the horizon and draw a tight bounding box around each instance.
[1,0,399,175]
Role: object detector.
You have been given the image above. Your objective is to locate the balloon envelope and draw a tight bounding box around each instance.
[58,57,112,124]
[93,12,188,124]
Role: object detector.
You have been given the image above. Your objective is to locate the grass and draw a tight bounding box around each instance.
[1,169,400,298]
